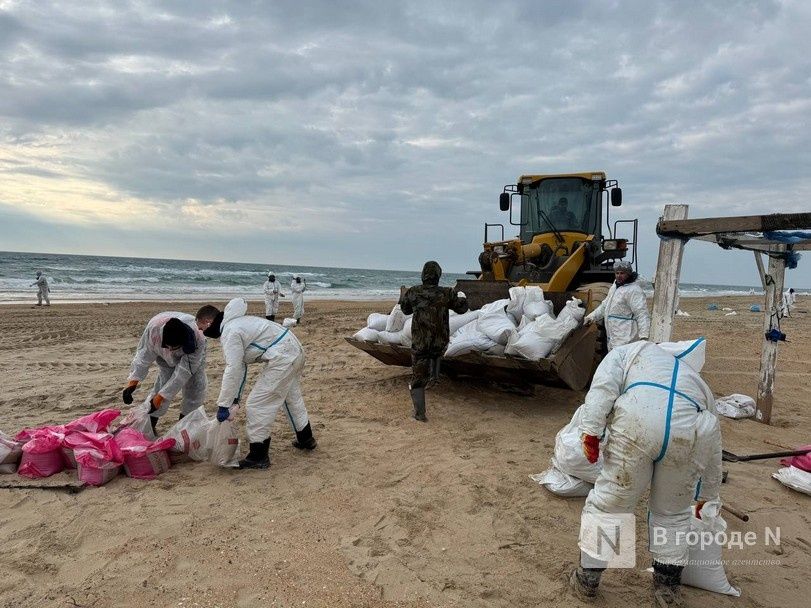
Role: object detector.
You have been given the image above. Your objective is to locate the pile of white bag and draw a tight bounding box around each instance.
[714,394,755,419]
[351,287,584,362]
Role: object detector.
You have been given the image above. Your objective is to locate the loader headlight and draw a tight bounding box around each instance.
[603,239,627,252]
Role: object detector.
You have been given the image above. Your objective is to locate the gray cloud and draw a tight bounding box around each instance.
[0,0,809,286]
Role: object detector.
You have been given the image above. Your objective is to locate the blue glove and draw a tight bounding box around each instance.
[216,406,230,422]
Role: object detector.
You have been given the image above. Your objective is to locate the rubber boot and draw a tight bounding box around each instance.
[269,315,275,322]
[178,412,185,420]
[239,439,270,469]
[569,566,603,600]
[410,387,427,422]
[292,422,317,450]
[652,562,684,608]
[266,315,272,320]
[150,416,159,435]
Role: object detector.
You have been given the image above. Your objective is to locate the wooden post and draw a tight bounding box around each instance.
[755,246,786,425]
[650,205,689,343]
[753,252,767,290]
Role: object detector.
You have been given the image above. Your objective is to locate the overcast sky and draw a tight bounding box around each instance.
[1,0,809,286]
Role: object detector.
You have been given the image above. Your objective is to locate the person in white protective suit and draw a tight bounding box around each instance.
[203,297,317,469]
[30,271,50,306]
[584,260,650,350]
[782,288,796,317]
[122,310,210,434]
[569,337,723,606]
[290,276,306,324]
[262,271,285,321]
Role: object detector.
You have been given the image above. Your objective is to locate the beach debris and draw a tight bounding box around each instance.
[675,309,691,316]
[724,311,737,316]
[282,317,298,327]
[773,466,811,495]
[707,303,719,310]
[680,501,741,596]
[0,431,24,474]
[722,307,733,311]
[750,304,761,312]
[715,394,755,419]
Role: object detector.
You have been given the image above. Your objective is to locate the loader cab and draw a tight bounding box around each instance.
[517,176,602,244]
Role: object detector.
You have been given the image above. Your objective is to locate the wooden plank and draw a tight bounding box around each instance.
[692,234,811,251]
[651,205,689,343]
[755,246,786,425]
[753,252,767,290]
[658,212,811,237]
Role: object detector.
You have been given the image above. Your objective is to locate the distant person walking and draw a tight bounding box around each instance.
[30,271,50,307]
[783,288,797,317]
[399,261,468,422]
[262,271,284,321]
[290,276,306,324]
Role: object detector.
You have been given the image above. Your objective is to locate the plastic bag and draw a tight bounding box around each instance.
[116,401,156,440]
[377,330,403,345]
[772,465,811,495]
[366,313,389,331]
[531,468,592,497]
[385,304,407,333]
[715,394,756,419]
[477,299,517,345]
[65,409,121,434]
[117,428,175,480]
[445,322,498,357]
[0,431,23,474]
[18,429,66,479]
[523,300,554,321]
[282,318,298,327]
[160,408,215,461]
[680,502,741,596]
[448,309,480,335]
[74,436,124,486]
[62,431,115,470]
[208,420,240,468]
[551,405,607,483]
[400,318,413,348]
[352,327,380,342]
[15,424,66,443]
[780,445,811,472]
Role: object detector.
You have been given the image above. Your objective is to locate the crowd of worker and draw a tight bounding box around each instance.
[20,261,800,606]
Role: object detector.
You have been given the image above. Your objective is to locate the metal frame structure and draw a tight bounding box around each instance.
[651,207,811,425]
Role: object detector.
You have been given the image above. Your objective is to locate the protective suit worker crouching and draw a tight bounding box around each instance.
[122,309,211,434]
[31,271,50,306]
[584,260,650,350]
[204,298,316,469]
[263,271,284,321]
[399,261,468,422]
[570,338,723,606]
[290,276,306,324]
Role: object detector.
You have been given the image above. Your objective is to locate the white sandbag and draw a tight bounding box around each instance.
[366,313,389,331]
[680,502,741,596]
[400,318,413,348]
[524,299,554,321]
[445,322,498,357]
[557,297,585,324]
[377,330,403,345]
[208,419,240,468]
[506,313,579,360]
[506,286,545,322]
[385,304,407,332]
[117,401,156,441]
[0,431,23,467]
[352,327,380,342]
[477,299,517,345]
[449,309,480,334]
[505,328,552,360]
[282,317,298,327]
[160,407,215,461]
[486,343,506,356]
[772,466,811,495]
[552,405,606,483]
[531,468,593,497]
[676,309,691,317]
[715,394,755,419]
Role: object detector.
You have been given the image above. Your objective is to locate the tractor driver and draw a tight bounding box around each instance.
[549,197,578,227]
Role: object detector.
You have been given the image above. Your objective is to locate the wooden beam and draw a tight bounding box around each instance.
[755,246,786,425]
[651,204,689,343]
[753,252,767,290]
[658,212,811,237]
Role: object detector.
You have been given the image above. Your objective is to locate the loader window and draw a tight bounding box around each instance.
[520,177,599,243]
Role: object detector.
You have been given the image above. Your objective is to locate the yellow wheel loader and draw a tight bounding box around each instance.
[347,171,638,391]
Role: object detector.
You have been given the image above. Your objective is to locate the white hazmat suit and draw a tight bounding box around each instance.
[216,298,311,443]
[578,338,723,567]
[584,280,650,350]
[31,272,50,306]
[263,277,281,317]
[128,312,208,417]
[290,277,306,321]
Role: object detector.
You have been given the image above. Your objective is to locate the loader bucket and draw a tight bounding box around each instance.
[346,324,599,392]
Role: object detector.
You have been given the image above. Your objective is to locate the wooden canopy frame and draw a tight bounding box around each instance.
[650,207,811,424]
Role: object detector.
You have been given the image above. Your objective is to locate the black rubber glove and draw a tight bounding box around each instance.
[122,384,137,404]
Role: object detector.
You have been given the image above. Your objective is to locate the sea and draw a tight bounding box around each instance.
[0,251,799,304]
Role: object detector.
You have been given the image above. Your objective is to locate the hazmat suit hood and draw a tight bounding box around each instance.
[656,337,706,372]
[222,297,249,325]
[421,261,442,286]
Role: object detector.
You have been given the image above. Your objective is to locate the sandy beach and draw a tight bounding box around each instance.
[0,296,809,608]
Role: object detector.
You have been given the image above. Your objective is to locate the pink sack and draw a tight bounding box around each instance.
[116,428,175,480]
[65,409,121,434]
[781,445,811,472]
[18,429,66,478]
[15,424,66,443]
[62,431,114,470]
[74,436,124,486]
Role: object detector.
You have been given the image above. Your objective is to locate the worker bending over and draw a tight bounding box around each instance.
[203,298,316,469]
[584,260,650,349]
[570,338,722,606]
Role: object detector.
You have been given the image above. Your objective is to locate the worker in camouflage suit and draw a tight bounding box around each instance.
[399,261,468,422]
